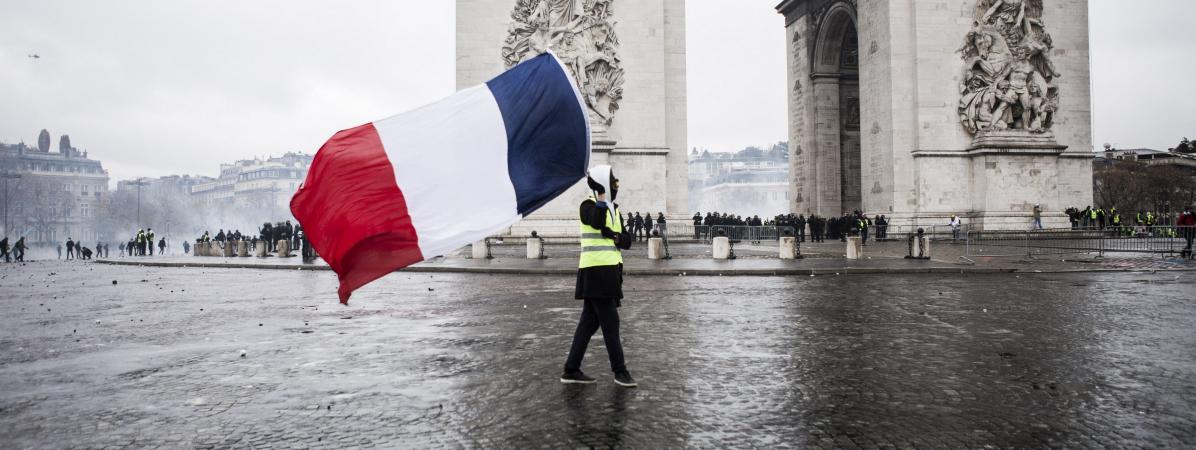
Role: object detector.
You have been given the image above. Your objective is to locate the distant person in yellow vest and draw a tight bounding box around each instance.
[561,165,637,388]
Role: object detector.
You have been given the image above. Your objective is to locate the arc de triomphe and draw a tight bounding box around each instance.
[457,0,1093,234]
[778,0,1093,229]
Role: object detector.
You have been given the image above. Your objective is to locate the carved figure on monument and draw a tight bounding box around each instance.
[1023,83,1042,131]
[958,0,1059,138]
[991,80,1017,130]
[502,0,625,132]
[843,97,860,128]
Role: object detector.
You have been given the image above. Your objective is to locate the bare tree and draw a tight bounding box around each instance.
[19,178,73,243]
[1094,161,1196,220]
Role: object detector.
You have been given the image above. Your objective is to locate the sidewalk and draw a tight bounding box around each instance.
[94,241,1196,275]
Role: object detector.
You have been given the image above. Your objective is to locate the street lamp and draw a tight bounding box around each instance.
[129,178,150,230]
[2,172,22,238]
[268,185,281,221]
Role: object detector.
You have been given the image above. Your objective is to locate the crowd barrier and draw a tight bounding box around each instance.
[958,226,1195,263]
[192,239,317,259]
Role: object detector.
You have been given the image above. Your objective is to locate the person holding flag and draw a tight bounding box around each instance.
[560,165,637,387]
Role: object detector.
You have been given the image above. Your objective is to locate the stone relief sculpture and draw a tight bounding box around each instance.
[958,0,1059,136]
[502,0,625,132]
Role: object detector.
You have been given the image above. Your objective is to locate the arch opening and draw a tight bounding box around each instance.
[812,5,862,216]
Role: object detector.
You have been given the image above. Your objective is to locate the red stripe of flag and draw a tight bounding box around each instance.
[290,123,422,304]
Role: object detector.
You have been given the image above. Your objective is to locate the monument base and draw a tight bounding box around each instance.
[897,130,1088,231]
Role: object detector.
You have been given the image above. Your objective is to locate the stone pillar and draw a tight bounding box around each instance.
[812,75,843,217]
[255,241,268,257]
[237,241,249,257]
[222,243,235,257]
[846,236,863,260]
[472,239,490,259]
[648,238,665,260]
[712,237,731,260]
[779,236,797,260]
[526,237,544,259]
[277,240,291,257]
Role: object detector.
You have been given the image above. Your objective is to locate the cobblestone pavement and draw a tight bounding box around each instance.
[1,261,1194,448]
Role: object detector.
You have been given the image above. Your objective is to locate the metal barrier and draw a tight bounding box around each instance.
[695,225,797,244]
[886,225,962,241]
[959,226,1195,263]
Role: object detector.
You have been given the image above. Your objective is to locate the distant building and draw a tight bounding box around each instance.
[0,130,110,243]
[190,152,313,219]
[1097,148,1196,170]
[116,174,215,197]
[688,143,790,217]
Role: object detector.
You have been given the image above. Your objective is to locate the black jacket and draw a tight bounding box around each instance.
[575,199,632,302]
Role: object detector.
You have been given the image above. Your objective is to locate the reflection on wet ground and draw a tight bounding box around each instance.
[0,261,1193,447]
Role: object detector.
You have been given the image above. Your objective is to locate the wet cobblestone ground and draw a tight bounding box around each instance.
[1,261,1194,448]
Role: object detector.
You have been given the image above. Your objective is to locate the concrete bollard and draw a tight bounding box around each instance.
[526,237,544,259]
[237,241,249,257]
[713,236,731,260]
[194,242,204,257]
[915,236,931,259]
[255,241,268,257]
[779,236,797,260]
[222,243,235,257]
[648,238,665,260]
[277,240,291,257]
[472,239,490,259]
[846,236,863,259]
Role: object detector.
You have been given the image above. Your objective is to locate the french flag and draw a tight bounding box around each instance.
[291,52,590,304]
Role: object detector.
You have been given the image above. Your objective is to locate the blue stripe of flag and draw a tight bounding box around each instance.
[485,53,591,217]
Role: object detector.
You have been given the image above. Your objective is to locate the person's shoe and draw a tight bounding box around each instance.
[613,371,638,388]
[560,371,596,384]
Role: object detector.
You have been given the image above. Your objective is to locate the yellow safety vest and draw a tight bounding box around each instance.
[579,198,623,269]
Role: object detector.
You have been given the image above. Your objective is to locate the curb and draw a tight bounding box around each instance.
[92,259,1196,276]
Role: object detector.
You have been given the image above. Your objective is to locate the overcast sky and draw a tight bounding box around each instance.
[1,1,1192,184]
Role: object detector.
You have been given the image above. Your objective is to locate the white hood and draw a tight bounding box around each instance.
[587,165,612,196]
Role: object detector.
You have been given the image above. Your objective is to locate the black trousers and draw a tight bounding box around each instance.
[564,298,626,374]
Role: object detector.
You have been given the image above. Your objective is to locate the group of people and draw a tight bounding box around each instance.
[1066,206,1130,231]
[0,237,27,262]
[119,228,162,257]
[61,237,105,260]
[624,212,667,242]
[260,221,305,254]
[192,220,312,259]
[684,211,892,244]
[1065,205,1190,237]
